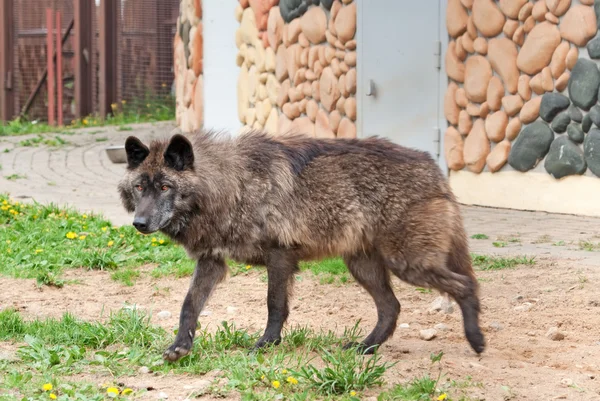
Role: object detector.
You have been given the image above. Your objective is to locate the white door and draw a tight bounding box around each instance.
[357,0,443,161]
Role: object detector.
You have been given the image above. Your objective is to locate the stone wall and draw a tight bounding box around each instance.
[444,0,600,179]
[235,0,357,138]
[174,0,203,132]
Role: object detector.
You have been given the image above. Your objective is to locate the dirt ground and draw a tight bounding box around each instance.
[1,254,600,401]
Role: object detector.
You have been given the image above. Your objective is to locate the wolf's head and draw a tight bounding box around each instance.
[118,134,195,234]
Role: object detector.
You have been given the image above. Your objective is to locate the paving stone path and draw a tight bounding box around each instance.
[2,121,600,264]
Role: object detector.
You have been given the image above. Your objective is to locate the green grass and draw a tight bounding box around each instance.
[471,254,535,271]
[4,174,27,181]
[18,135,69,148]
[0,96,174,137]
[470,234,488,240]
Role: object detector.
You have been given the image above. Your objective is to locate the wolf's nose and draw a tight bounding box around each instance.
[133,216,148,232]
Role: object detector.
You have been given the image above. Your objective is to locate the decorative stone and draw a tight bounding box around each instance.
[467,103,482,116]
[275,45,288,81]
[506,117,522,140]
[588,36,600,59]
[465,56,492,102]
[279,0,310,23]
[344,52,356,67]
[560,5,597,47]
[499,0,528,19]
[245,107,257,126]
[529,73,544,95]
[237,64,250,122]
[503,19,519,38]
[346,68,356,94]
[267,7,284,49]
[545,136,587,178]
[473,0,505,37]
[480,102,490,118]
[545,11,559,23]
[320,67,341,112]
[512,26,525,46]
[288,85,303,102]
[256,98,272,125]
[487,76,504,111]
[567,105,583,122]
[448,0,469,37]
[467,14,478,38]
[291,116,315,137]
[446,42,466,83]
[345,39,356,50]
[312,80,320,101]
[462,32,475,53]
[330,58,342,76]
[265,47,276,72]
[337,117,356,138]
[249,0,277,31]
[568,59,600,110]
[508,121,554,171]
[517,22,561,75]
[464,118,491,173]
[458,110,473,135]
[298,32,310,48]
[315,109,335,138]
[191,23,203,76]
[336,96,346,114]
[581,0,594,4]
[532,0,548,21]
[520,97,542,123]
[488,38,519,94]
[473,37,487,54]
[335,3,357,44]
[344,97,356,120]
[282,102,301,119]
[445,127,466,170]
[329,110,341,133]
[589,105,600,127]
[455,37,467,61]
[192,76,203,129]
[288,18,302,44]
[487,140,511,172]
[519,2,534,20]
[302,81,312,97]
[547,0,571,17]
[239,8,259,45]
[539,93,570,122]
[300,7,327,44]
[555,71,570,92]
[549,41,569,79]
[566,47,578,70]
[523,16,535,33]
[453,88,467,108]
[277,79,290,108]
[541,66,554,92]
[502,95,524,117]
[583,128,600,177]
[265,107,278,134]
[583,114,592,132]
[567,123,584,143]
[518,75,531,101]
[286,44,302,82]
[551,111,570,133]
[485,111,508,142]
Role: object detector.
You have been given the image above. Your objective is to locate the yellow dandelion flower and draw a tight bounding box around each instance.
[108,240,114,247]
[119,234,124,238]
[35,249,43,254]
[146,103,151,108]
[107,387,120,396]
[83,225,87,229]
[79,235,86,240]
[6,240,10,244]
[83,119,88,125]
[102,227,108,232]
[159,239,165,244]
[14,202,18,206]
[0,206,8,211]
[350,391,357,397]
[121,388,133,396]
[281,369,288,374]
[7,249,11,253]
[2,200,7,205]
[151,237,157,242]
[66,232,77,239]
[49,394,57,400]
[111,103,117,110]
[437,394,448,401]
[82,214,87,219]
[33,215,38,219]
[260,375,265,380]
[121,100,126,105]
[151,243,157,247]
[286,376,298,385]
[272,380,280,389]
[42,383,53,391]
[245,265,251,270]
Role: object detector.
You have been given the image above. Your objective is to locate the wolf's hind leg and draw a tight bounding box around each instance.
[164,257,228,362]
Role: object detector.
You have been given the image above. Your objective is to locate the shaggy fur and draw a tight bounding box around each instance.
[118,129,485,361]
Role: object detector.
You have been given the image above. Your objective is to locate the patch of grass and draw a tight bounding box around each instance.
[553,240,566,247]
[492,241,506,248]
[470,234,488,240]
[300,258,351,284]
[18,134,69,148]
[4,173,26,181]
[111,267,141,286]
[94,137,108,142]
[532,234,552,244]
[0,95,174,137]
[471,254,535,271]
[579,240,600,251]
[117,126,133,131]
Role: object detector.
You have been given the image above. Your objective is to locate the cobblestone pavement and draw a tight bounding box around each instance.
[2,121,600,264]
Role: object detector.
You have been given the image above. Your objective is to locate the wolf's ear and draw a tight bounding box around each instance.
[164,134,194,171]
[124,136,150,169]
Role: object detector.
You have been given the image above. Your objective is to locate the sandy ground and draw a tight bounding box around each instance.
[1,254,600,401]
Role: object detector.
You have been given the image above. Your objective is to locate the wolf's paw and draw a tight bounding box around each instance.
[342,341,378,355]
[163,343,191,362]
[253,335,282,350]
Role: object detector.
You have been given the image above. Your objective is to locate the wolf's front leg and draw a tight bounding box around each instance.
[163,257,227,362]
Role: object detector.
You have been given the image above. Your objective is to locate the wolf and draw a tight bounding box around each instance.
[118,129,485,362]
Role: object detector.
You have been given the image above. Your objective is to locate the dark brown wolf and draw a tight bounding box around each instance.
[118,130,485,361]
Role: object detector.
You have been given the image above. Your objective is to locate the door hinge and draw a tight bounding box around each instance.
[434,40,441,70]
[433,127,441,158]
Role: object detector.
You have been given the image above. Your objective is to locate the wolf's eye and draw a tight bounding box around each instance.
[161,185,169,192]
[135,185,143,192]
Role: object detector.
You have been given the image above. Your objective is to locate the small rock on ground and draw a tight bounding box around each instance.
[489,322,504,331]
[226,306,238,314]
[434,323,450,331]
[429,296,455,314]
[200,310,212,316]
[157,392,169,399]
[398,323,410,329]
[420,328,438,341]
[514,302,532,312]
[138,366,150,374]
[546,326,565,341]
[157,310,172,320]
